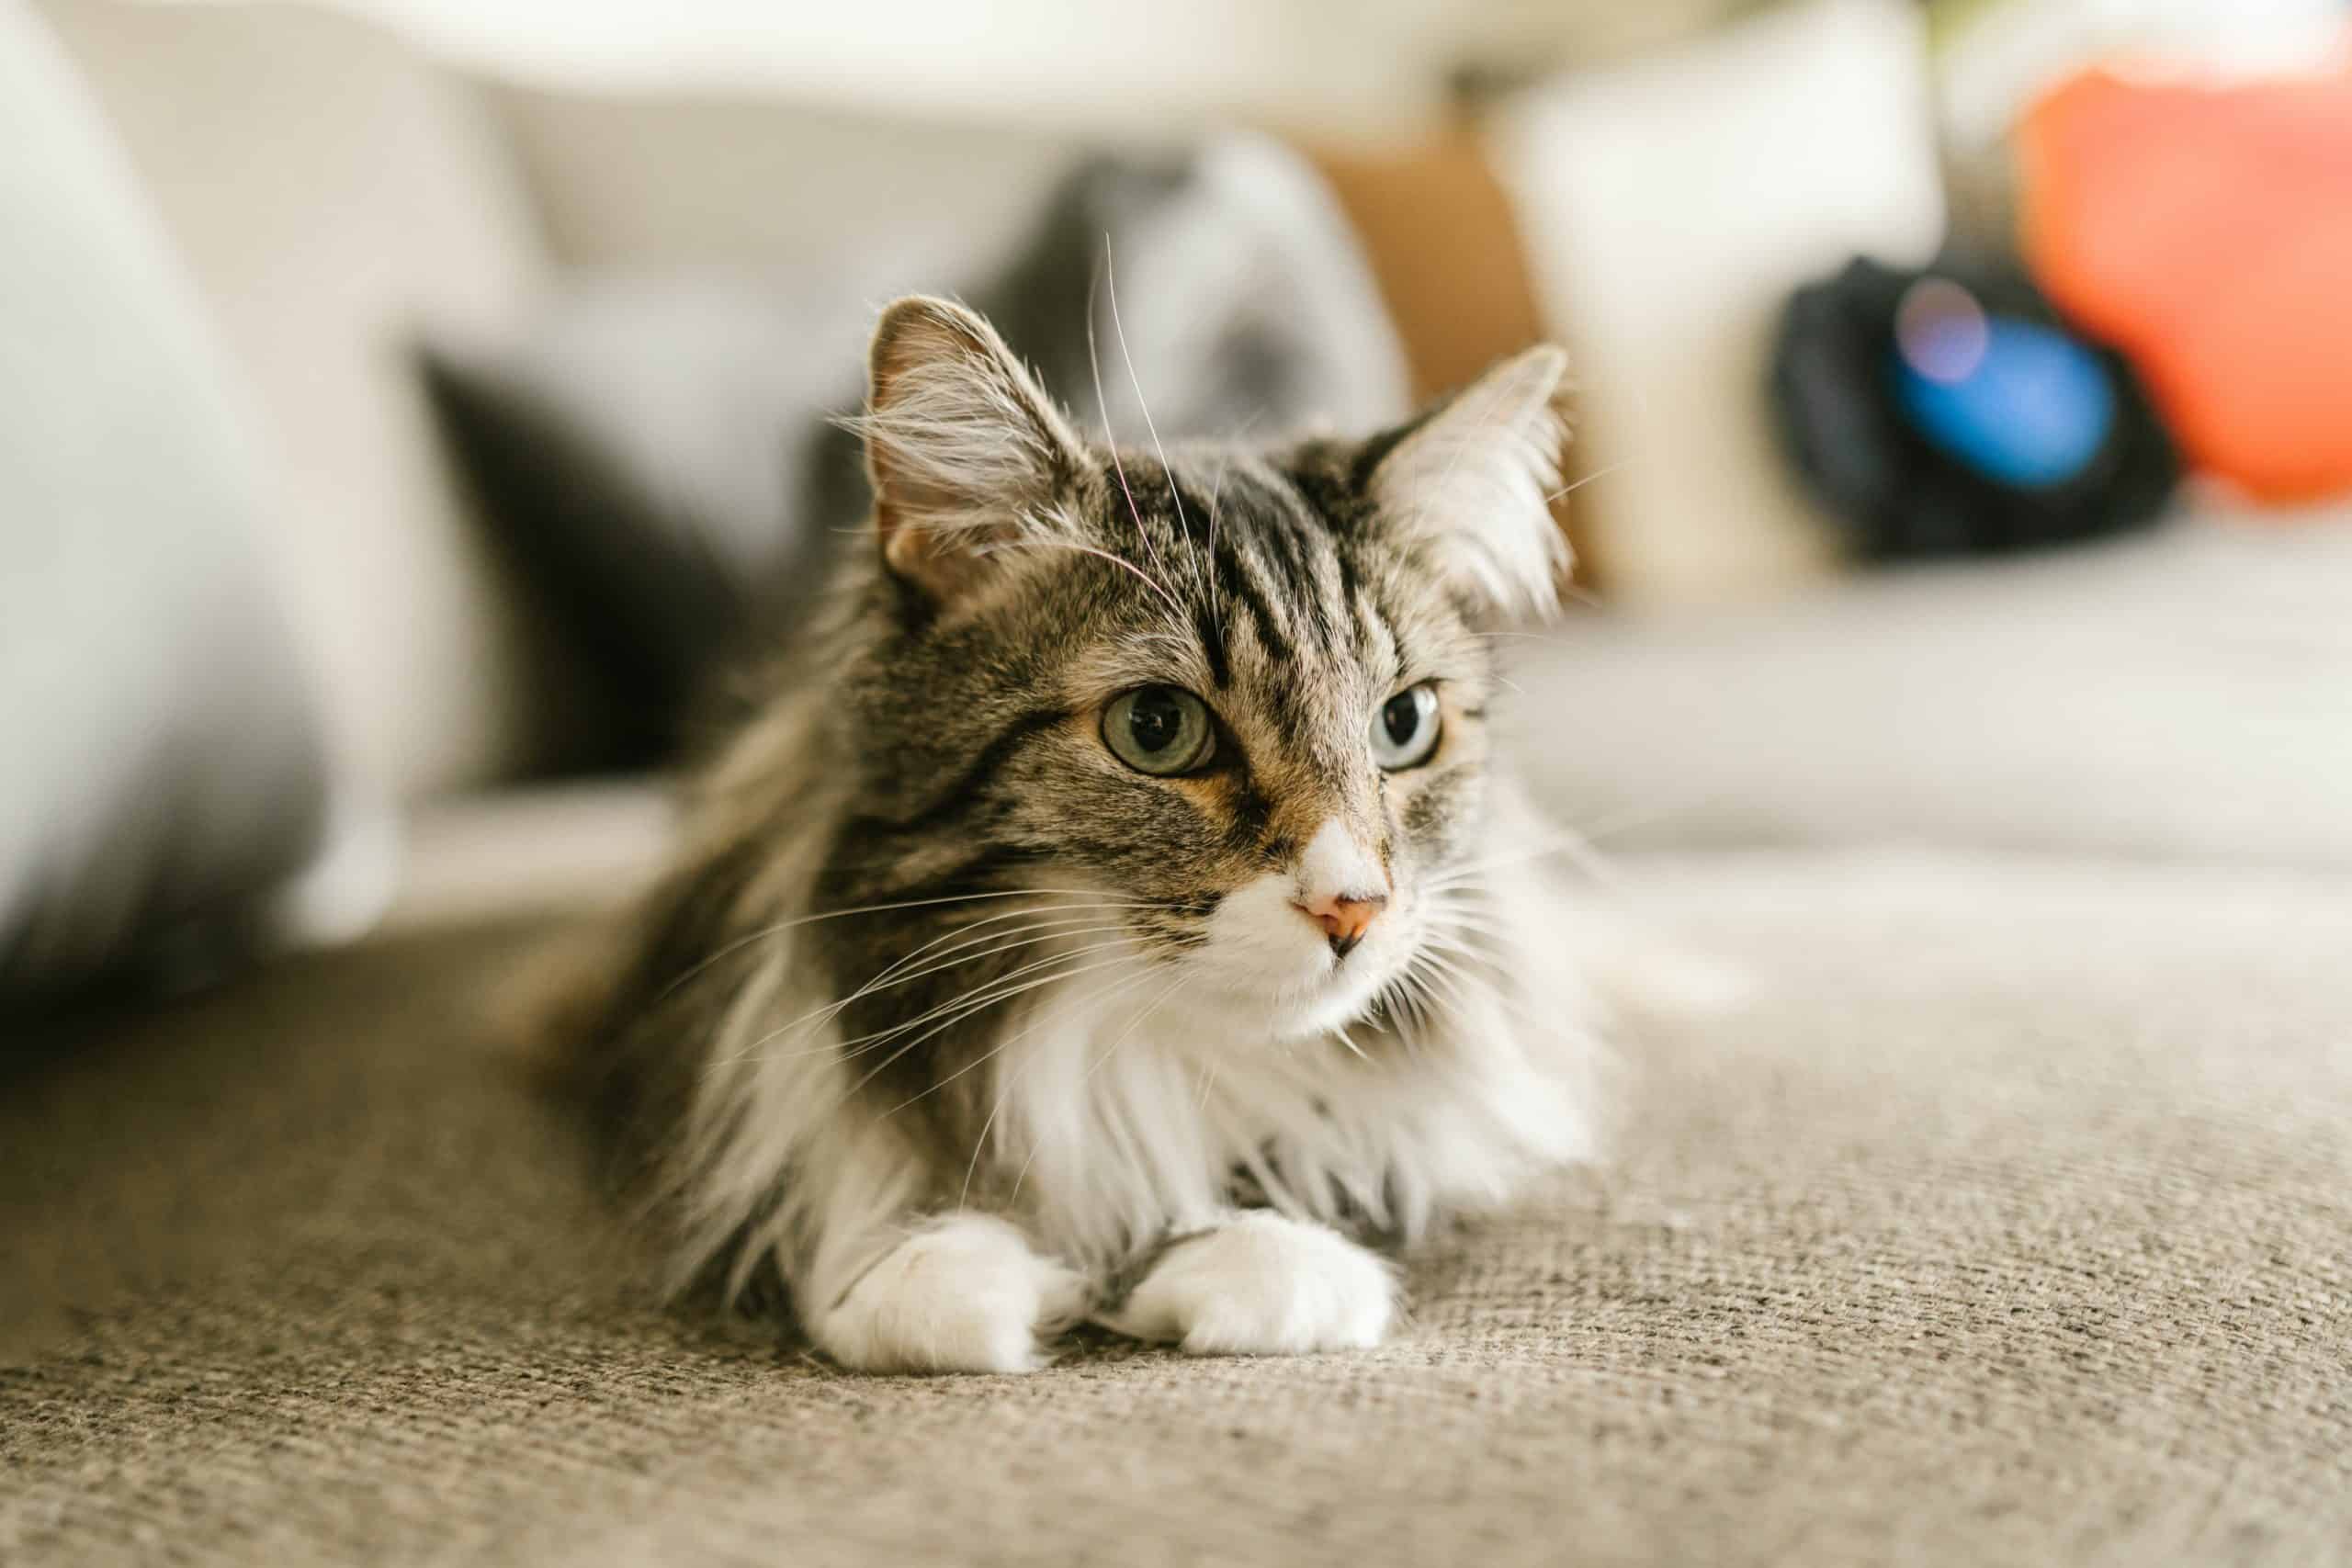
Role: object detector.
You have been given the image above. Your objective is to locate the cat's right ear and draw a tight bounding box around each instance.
[855,296,1087,601]
[1363,344,1574,620]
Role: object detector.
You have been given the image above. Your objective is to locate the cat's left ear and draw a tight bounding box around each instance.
[856,295,1089,602]
[1365,344,1574,619]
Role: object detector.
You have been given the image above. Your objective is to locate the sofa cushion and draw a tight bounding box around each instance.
[4,850,2344,1562]
[1504,513,2352,870]
[1489,0,1946,606]
[0,2,329,1007]
[40,0,595,795]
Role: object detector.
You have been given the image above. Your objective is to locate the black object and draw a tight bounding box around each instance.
[1769,254,2180,559]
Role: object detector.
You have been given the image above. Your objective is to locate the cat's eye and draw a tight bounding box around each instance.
[1370,683,1442,771]
[1102,685,1216,776]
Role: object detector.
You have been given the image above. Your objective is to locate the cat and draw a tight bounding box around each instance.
[575,295,1605,1373]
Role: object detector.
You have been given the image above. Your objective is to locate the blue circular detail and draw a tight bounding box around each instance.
[1890,318,2115,489]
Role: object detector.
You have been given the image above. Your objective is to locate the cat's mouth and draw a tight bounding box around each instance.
[1273,953,1406,1040]
[1182,897,1417,1043]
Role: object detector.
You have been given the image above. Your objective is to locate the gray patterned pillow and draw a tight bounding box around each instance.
[422,134,1408,761]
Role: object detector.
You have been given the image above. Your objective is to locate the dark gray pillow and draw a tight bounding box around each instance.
[1,6,328,1011]
[422,134,1408,761]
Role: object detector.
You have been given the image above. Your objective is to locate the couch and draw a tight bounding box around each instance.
[6,4,2347,1564]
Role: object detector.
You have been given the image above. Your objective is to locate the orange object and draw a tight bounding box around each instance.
[2019,64,2352,503]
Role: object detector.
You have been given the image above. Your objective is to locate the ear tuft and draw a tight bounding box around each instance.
[854,296,1086,600]
[1368,344,1574,617]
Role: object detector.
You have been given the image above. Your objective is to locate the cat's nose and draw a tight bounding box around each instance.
[1292,818,1391,960]
[1295,890,1388,959]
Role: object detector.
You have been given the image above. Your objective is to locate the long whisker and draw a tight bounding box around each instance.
[1103,243,1202,601]
[894,956,1159,1120]
[1193,1054,1223,1113]
[827,920,1144,1033]
[852,907,1140,1001]
[693,906,1144,1066]
[784,940,1143,1066]
[726,949,1148,1089]
[976,537,1185,621]
[707,936,1141,1072]
[653,887,1153,1003]
[1082,970,1192,1087]
[839,949,1151,1111]
[1086,246,1174,603]
[1373,964,1437,1048]
[1413,937,1562,1040]
[1543,460,1624,505]
[1401,952,1486,1027]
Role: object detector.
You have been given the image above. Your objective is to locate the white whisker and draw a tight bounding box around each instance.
[835,949,1152,1108]
[1543,460,1624,505]
[653,887,1153,1003]
[854,908,1141,999]
[1085,245,1176,604]
[1103,243,1204,604]
[976,537,1185,620]
[709,938,1141,1073]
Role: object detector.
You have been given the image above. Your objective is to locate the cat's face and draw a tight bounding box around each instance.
[833,298,1569,1047]
[1079,452,1524,1041]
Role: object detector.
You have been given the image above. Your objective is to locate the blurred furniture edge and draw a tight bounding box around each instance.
[1,0,331,1006]
[383,778,673,933]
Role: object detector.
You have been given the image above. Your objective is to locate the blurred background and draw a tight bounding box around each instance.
[12,7,2352,1547]
[6,0,2352,1015]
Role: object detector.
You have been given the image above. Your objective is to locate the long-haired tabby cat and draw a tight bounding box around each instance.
[579,295,1604,1372]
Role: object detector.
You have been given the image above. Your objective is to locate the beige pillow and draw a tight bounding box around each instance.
[1489,0,1947,608]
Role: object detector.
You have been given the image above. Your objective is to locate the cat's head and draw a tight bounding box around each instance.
[836,296,1570,1043]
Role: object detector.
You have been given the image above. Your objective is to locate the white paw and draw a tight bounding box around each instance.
[1104,1212,1397,1357]
[812,1215,1087,1374]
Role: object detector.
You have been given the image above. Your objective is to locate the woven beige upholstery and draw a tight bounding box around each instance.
[6,851,2346,1566]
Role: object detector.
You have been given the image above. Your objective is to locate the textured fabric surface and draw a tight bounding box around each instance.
[5,851,2348,1565]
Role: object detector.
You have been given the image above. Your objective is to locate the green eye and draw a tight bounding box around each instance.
[1103,686,1216,775]
[1370,683,1441,770]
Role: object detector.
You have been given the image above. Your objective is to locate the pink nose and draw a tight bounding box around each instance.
[1294,891,1388,958]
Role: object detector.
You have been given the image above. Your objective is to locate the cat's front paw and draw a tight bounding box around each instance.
[1104,1211,1397,1357]
[812,1215,1087,1374]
